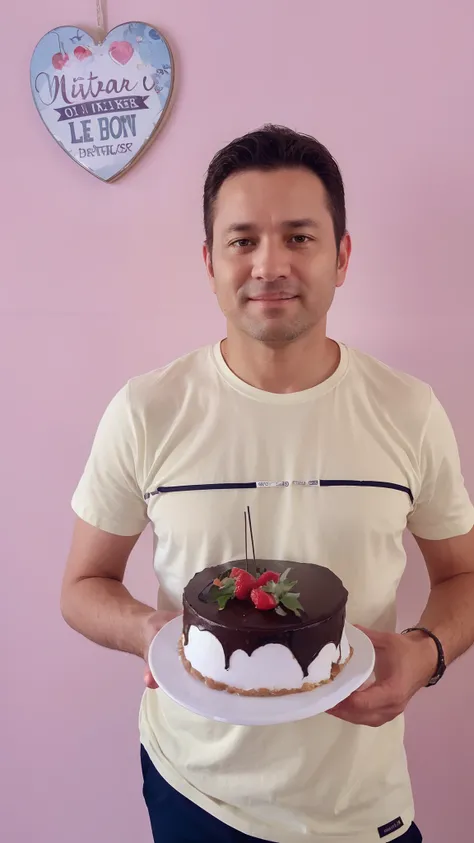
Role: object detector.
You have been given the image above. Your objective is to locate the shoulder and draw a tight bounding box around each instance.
[346,345,433,422]
[121,344,217,419]
[88,344,217,451]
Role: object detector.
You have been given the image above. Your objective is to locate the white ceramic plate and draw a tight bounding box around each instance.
[148,617,375,726]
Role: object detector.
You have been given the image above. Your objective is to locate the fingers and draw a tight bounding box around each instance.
[142,610,181,689]
[350,681,401,710]
[328,705,397,727]
[356,676,375,692]
[327,681,405,726]
[354,625,393,646]
[144,667,158,689]
[329,626,410,726]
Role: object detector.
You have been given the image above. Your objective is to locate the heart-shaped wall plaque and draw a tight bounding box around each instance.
[30,22,174,182]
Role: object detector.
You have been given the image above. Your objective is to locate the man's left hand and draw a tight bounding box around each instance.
[327,626,439,727]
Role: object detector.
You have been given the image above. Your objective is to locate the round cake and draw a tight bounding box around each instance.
[180,559,352,696]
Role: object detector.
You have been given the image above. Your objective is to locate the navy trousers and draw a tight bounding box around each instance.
[141,746,422,843]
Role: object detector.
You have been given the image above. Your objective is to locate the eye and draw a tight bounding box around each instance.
[230,238,254,249]
[290,234,312,244]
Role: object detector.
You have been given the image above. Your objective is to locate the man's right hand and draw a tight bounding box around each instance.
[142,610,181,689]
[61,519,182,688]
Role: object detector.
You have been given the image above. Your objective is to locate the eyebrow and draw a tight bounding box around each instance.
[223,218,321,237]
[282,218,321,229]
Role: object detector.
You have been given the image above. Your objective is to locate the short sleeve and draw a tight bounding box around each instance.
[407,390,474,540]
[71,383,149,536]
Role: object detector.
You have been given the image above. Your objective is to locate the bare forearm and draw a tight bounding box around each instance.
[61,576,156,659]
[418,572,474,665]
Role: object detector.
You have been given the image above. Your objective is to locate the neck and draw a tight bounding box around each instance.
[221,327,341,394]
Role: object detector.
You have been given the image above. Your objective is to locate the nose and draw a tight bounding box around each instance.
[251,239,291,282]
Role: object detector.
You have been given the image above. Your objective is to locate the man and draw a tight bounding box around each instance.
[61,125,474,843]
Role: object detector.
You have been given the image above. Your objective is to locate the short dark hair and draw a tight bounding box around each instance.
[203,124,346,251]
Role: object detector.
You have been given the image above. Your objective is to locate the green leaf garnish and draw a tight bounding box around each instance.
[262,579,297,596]
[280,592,303,616]
[217,593,234,610]
[260,570,304,615]
[209,581,235,599]
[209,575,236,609]
[220,577,234,587]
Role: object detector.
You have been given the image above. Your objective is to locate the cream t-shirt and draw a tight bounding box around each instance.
[71,341,474,843]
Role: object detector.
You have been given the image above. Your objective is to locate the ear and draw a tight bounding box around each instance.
[335,232,352,289]
[203,242,216,293]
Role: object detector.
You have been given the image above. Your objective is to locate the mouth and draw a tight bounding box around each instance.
[248,295,298,303]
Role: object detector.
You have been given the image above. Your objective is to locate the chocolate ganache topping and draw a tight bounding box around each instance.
[182,560,348,677]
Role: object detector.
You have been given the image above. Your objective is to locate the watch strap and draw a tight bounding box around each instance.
[401,626,446,686]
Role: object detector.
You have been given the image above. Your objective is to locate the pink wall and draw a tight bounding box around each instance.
[3,1,474,840]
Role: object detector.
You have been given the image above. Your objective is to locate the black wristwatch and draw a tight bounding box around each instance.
[401,626,446,686]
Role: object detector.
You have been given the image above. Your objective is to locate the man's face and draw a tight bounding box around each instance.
[204,167,351,345]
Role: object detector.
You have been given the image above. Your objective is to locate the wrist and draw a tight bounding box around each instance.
[138,608,160,660]
[140,608,181,661]
[402,628,441,685]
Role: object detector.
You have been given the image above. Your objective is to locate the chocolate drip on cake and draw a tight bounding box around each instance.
[182,559,348,678]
